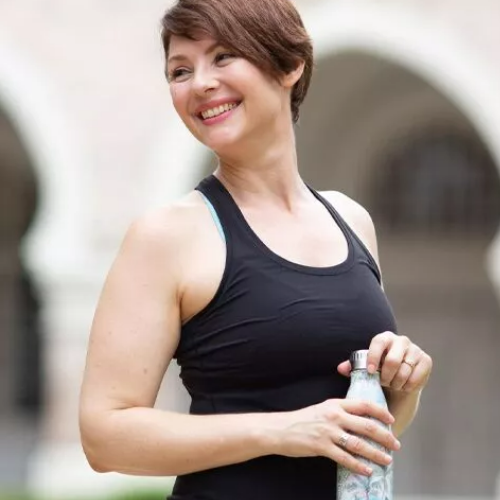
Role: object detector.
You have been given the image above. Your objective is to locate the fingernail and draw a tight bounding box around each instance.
[368,364,376,374]
[395,440,401,450]
[365,467,373,476]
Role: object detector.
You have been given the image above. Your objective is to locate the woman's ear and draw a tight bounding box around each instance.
[281,60,305,89]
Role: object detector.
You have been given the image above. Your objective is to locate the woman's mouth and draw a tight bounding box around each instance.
[198,101,241,124]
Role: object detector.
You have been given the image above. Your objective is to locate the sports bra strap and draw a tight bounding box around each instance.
[200,191,226,242]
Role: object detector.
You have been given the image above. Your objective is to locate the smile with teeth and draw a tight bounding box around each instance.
[200,102,239,120]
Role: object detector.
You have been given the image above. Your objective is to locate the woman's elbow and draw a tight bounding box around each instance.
[84,449,110,473]
[79,412,114,473]
[80,433,112,473]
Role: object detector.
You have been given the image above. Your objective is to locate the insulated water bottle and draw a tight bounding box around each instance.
[336,349,393,500]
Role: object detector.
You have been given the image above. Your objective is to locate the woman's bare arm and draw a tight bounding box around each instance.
[324,191,431,437]
[79,206,285,476]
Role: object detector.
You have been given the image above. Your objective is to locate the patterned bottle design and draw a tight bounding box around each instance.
[336,350,393,500]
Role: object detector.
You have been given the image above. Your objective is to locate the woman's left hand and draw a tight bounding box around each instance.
[338,331,433,393]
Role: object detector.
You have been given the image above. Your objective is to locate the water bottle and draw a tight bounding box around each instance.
[336,349,393,500]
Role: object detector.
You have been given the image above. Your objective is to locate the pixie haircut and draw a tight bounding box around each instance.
[161,0,314,123]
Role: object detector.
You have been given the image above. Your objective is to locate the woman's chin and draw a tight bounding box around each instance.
[202,130,242,153]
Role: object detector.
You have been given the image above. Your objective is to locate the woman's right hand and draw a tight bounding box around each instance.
[274,399,400,476]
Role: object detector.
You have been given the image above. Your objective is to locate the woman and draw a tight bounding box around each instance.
[79,0,433,498]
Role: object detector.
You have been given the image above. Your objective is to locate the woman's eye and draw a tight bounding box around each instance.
[169,68,190,82]
[215,52,235,64]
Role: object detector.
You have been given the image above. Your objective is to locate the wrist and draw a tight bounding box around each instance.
[251,411,293,456]
[386,386,422,401]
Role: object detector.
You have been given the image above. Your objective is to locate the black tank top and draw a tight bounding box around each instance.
[170,175,397,500]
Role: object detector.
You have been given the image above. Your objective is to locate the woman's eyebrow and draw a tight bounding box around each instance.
[168,41,221,65]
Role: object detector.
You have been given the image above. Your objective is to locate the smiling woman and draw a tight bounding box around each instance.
[161,0,313,123]
[79,1,431,500]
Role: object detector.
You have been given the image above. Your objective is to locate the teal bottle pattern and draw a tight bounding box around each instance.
[337,350,393,500]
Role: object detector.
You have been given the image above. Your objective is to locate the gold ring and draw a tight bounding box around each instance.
[403,359,416,369]
[338,432,350,449]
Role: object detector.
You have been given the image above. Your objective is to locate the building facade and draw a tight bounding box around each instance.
[0,0,500,498]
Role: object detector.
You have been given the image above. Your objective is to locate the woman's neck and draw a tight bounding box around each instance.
[214,126,311,211]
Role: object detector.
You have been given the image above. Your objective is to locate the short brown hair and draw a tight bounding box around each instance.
[161,0,314,123]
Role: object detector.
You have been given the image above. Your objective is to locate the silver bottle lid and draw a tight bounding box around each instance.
[350,349,370,371]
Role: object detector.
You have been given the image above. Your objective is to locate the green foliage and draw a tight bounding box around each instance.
[0,494,34,500]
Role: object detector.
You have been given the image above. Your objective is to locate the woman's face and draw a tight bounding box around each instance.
[167,35,293,154]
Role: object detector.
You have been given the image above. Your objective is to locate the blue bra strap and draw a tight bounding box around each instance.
[199,192,226,242]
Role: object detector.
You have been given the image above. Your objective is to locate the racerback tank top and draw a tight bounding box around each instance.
[170,174,397,500]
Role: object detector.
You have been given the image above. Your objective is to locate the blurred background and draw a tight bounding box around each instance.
[1,0,500,499]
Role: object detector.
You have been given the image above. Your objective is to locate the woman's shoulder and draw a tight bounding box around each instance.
[319,191,374,231]
[119,190,208,263]
[319,190,380,265]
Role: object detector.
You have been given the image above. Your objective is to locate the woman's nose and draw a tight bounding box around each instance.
[192,67,220,95]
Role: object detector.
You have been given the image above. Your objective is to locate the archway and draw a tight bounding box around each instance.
[0,43,88,276]
[0,106,41,489]
[297,5,500,493]
[0,43,88,491]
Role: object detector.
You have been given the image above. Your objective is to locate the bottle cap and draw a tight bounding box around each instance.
[350,349,370,371]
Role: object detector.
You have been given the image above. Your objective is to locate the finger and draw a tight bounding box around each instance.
[380,336,411,386]
[344,415,400,452]
[337,360,351,377]
[391,346,421,390]
[402,354,432,392]
[367,332,395,374]
[327,441,374,476]
[390,363,413,391]
[341,399,395,426]
[335,430,394,466]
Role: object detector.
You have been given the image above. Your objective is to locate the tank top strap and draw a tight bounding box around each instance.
[309,188,382,283]
[195,174,245,244]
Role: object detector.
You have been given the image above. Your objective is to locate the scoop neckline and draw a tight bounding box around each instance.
[210,175,355,276]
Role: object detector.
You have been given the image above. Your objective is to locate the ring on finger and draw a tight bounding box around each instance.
[403,359,417,369]
[338,432,351,449]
